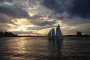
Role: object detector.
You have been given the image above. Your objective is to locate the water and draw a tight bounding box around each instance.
[0,37,90,60]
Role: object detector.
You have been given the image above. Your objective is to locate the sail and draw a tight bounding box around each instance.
[48,29,52,38]
[56,24,63,37]
[52,28,56,37]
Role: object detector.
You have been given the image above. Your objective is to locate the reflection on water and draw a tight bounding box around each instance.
[48,39,63,60]
[0,37,90,60]
[6,37,27,54]
[0,37,49,60]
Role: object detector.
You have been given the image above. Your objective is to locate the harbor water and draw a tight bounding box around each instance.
[0,37,90,60]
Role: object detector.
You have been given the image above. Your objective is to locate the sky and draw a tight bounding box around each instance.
[0,0,90,36]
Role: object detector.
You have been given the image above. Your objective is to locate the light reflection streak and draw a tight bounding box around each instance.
[6,37,28,54]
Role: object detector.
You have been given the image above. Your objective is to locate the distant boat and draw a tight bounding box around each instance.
[48,24,63,40]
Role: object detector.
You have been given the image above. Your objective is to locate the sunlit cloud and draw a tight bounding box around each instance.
[12,18,30,25]
[8,18,35,32]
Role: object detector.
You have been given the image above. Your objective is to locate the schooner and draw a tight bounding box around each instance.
[48,24,63,40]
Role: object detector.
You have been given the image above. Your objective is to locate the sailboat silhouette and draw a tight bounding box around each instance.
[48,24,63,57]
[48,24,63,40]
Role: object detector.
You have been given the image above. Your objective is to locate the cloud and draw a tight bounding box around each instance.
[0,14,12,23]
[63,17,90,26]
[0,0,31,31]
[42,0,72,14]
[0,0,30,18]
[42,0,63,13]
[42,0,90,18]
[69,0,90,18]
[30,20,57,26]
[27,25,55,30]
[0,0,90,35]
[0,6,29,18]
[41,0,90,35]
[0,23,10,31]
[0,0,13,2]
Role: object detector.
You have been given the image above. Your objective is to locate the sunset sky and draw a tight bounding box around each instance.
[0,0,90,36]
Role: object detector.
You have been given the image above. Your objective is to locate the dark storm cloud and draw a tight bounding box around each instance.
[42,0,90,35]
[42,0,64,13]
[42,0,90,18]
[69,0,90,18]
[31,20,57,26]
[42,0,73,14]
[0,14,12,23]
[0,0,30,19]
[63,17,90,26]
[10,6,30,18]
[6,0,13,2]
[0,6,15,16]
[0,5,29,18]
[0,0,13,3]
[0,0,4,2]
[0,0,13,2]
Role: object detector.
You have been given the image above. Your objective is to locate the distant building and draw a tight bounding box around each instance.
[77,31,82,36]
